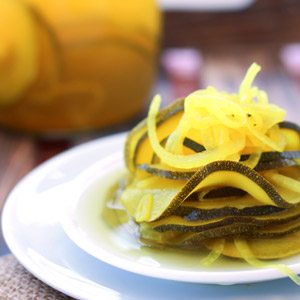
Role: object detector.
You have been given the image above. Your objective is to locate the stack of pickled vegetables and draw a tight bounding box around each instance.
[114,63,300,283]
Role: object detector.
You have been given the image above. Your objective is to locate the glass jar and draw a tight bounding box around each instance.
[0,0,161,134]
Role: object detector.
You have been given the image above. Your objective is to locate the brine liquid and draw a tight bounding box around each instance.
[77,169,255,271]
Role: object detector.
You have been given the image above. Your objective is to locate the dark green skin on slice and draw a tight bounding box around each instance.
[279,121,300,133]
[140,219,300,249]
[174,204,285,221]
[161,160,290,220]
[125,98,184,171]
[137,152,300,180]
[152,209,300,233]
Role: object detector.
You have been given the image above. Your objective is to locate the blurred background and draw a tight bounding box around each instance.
[1,0,300,255]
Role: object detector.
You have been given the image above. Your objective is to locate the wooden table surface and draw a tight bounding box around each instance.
[163,0,300,48]
[0,46,300,253]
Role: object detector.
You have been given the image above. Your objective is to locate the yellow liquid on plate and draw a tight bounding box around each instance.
[76,169,256,272]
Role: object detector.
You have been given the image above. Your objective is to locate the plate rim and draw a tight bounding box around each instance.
[59,143,300,285]
[1,132,127,300]
[2,131,300,292]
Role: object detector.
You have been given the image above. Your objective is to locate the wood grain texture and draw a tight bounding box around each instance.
[0,134,72,210]
[0,132,36,211]
[163,0,300,48]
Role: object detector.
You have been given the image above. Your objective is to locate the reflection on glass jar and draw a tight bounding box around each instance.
[0,0,161,134]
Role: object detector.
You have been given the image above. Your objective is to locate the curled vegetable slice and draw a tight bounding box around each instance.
[279,121,300,151]
[140,216,300,249]
[174,195,285,221]
[122,160,296,223]
[204,232,300,260]
[137,151,300,180]
[149,203,300,233]
[200,239,225,267]
[137,163,194,180]
[279,121,300,133]
[255,159,298,171]
[234,238,300,285]
[124,97,184,172]
[139,223,249,249]
[162,160,290,211]
[183,136,300,162]
[240,152,261,169]
[267,172,300,194]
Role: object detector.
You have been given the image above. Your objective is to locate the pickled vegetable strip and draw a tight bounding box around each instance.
[234,238,300,286]
[201,239,225,267]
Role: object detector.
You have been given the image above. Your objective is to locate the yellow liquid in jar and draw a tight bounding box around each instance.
[0,0,161,133]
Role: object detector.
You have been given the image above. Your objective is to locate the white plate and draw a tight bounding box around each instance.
[2,133,300,299]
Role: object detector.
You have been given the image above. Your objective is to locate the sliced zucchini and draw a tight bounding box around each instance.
[124,98,184,172]
[141,216,300,250]
[183,137,300,171]
[136,151,300,180]
[137,163,194,180]
[174,195,285,221]
[279,121,300,133]
[140,224,254,249]
[197,187,247,199]
[255,159,298,171]
[149,203,300,233]
[279,121,300,151]
[204,231,300,259]
[122,160,299,222]
[183,137,206,153]
[165,160,290,209]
